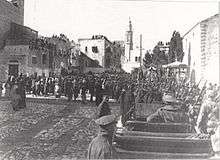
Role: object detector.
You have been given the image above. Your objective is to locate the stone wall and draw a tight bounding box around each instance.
[0,44,51,81]
[0,0,24,48]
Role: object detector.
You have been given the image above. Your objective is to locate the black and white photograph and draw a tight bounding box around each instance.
[0,0,219,159]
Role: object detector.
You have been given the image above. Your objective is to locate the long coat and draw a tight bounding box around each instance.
[95,82,103,106]
[17,80,26,109]
[120,89,135,125]
[10,85,21,111]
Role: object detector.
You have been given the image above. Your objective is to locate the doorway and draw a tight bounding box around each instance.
[8,60,19,77]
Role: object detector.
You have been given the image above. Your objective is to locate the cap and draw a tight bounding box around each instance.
[95,115,116,126]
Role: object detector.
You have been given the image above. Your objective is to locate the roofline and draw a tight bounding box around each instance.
[78,36,112,44]
[201,14,219,23]
[183,13,219,38]
[182,22,200,38]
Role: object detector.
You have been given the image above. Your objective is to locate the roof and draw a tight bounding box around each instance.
[183,14,219,38]
[78,35,112,44]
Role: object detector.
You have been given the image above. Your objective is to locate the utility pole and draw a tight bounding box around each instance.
[140,34,142,68]
[219,1,220,85]
[218,1,220,121]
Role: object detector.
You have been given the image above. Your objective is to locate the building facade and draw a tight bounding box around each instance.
[183,14,219,84]
[78,35,122,70]
[0,0,24,48]
[0,23,57,81]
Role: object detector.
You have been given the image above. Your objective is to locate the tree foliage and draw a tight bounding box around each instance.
[168,31,184,62]
[143,41,169,68]
[143,50,152,68]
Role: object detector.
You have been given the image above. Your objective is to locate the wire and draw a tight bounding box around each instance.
[110,0,218,3]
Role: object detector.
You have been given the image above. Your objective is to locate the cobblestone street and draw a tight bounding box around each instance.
[0,99,120,160]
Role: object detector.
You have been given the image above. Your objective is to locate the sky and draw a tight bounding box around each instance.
[24,0,218,50]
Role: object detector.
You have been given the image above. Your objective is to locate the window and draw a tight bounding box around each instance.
[135,56,138,62]
[42,54,47,65]
[92,46,98,53]
[135,56,140,62]
[85,46,88,52]
[32,56,37,64]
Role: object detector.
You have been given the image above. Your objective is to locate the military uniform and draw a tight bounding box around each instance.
[87,115,117,159]
[120,88,135,126]
[147,93,189,123]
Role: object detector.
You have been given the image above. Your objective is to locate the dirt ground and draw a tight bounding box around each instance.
[0,99,120,160]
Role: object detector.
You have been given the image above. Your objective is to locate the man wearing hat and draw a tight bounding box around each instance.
[87,115,117,159]
[147,92,189,123]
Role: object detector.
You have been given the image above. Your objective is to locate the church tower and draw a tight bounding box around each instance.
[125,18,133,62]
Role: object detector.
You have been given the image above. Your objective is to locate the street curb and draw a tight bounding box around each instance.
[0,97,119,105]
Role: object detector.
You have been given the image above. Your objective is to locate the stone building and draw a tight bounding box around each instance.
[0,23,56,81]
[0,0,24,48]
[183,14,219,84]
[78,35,123,70]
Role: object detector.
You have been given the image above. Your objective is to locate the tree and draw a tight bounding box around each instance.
[143,51,152,68]
[151,42,168,66]
[168,31,184,63]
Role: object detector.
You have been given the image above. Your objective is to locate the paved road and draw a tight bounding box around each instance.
[0,99,120,160]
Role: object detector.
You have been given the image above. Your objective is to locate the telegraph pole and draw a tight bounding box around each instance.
[218,1,220,122]
[140,34,142,68]
[219,1,220,85]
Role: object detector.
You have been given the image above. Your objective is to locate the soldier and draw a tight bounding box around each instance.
[147,92,189,123]
[119,84,135,126]
[87,115,118,159]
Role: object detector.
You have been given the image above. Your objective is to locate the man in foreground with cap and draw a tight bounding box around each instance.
[147,92,189,123]
[87,115,117,159]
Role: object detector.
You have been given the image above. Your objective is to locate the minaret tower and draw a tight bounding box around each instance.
[125,18,133,61]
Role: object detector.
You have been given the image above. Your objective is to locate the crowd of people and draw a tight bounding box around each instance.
[86,69,220,159]
[0,71,133,109]
[0,68,219,159]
